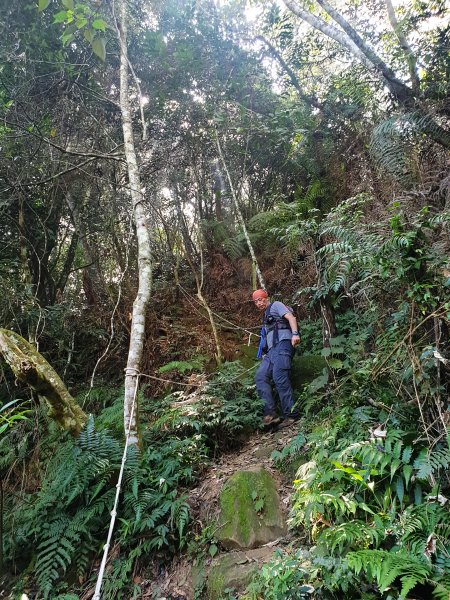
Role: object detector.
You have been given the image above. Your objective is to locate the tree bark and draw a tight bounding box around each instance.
[118,0,152,445]
[0,329,87,434]
[215,132,266,290]
[314,0,412,101]
[281,0,383,76]
[385,0,420,92]
[66,189,106,306]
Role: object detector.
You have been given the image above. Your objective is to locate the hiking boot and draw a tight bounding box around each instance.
[262,414,281,426]
[277,418,296,430]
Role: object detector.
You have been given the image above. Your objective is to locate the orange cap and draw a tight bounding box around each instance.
[252,289,268,300]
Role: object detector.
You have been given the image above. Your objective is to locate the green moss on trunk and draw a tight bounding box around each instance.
[0,329,87,434]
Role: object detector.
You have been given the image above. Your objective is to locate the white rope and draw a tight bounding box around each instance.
[92,371,140,600]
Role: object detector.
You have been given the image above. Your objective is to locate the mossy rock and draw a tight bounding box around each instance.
[206,547,275,600]
[216,467,286,549]
[291,354,326,389]
[234,343,259,369]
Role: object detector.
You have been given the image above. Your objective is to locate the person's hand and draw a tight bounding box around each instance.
[291,334,300,347]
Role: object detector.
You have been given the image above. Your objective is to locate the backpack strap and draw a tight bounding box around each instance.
[263,302,292,347]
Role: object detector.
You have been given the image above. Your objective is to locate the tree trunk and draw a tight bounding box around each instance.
[118,0,152,445]
[0,329,87,434]
[215,132,266,290]
[174,189,223,365]
[385,0,420,92]
[282,0,450,148]
[66,189,106,306]
[320,297,337,348]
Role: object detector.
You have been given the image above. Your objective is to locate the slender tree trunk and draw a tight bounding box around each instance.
[184,249,223,366]
[18,195,31,288]
[215,132,266,290]
[212,160,224,221]
[118,0,152,444]
[174,189,223,364]
[256,36,323,111]
[385,0,420,92]
[320,297,337,348]
[66,189,106,306]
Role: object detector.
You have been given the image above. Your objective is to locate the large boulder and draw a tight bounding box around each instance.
[206,547,275,600]
[216,466,286,549]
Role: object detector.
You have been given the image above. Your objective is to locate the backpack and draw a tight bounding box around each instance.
[256,303,295,358]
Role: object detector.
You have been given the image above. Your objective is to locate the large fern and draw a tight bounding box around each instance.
[370,111,450,185]
[347,549,432,598]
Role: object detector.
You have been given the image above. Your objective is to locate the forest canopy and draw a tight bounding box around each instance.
[0,0,449,598]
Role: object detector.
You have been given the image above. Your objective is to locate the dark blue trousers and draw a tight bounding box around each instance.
[255,339,297,419]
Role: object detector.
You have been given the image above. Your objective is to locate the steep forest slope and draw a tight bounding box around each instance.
[0,0,449,598]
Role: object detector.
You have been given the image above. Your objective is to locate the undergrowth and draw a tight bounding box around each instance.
[247,203,450,600]
[1,361,261,598]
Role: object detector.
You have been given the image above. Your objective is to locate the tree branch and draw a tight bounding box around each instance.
[385,0,420,92]
[282,0,413,102]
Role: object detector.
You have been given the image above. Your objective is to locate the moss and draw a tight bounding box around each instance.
[0,328,87,434]
[219,472,252,545]
[291,354,326,389]
[217,468,286,549]
[206,554,260,600]
[234,343,259,370]
[207,560,227,600]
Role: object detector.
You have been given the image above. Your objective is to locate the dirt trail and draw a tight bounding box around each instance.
[149,425,302,599]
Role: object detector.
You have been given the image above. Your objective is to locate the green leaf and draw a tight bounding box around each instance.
[395,475,404,504]
[76,17,88,28]
[403,464,413,487]
[254,499,265,512]
[209,543,218,558]
[83,28,94,43]
[390,458,401,480]
[61,31,74,45]
[38,0,51,11]
[414,483,423,505]
[328,358,343,369]
[359,502,375,514]
[329,346,344,355]
[92,18,107,32]
[53,10,68,23]
[92,36,106,61]
[61,0,73,8]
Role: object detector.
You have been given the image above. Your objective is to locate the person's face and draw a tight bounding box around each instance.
[254,296,269,311]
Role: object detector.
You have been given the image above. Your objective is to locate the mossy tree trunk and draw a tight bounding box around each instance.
[0,329,87,435]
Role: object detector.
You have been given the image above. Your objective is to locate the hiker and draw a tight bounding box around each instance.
[253,289,300,428]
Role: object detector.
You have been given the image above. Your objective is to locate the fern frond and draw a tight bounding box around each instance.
[223,235,246,260]
[319,520,382,555]
[347,549,431,598]
[432,576,450,600]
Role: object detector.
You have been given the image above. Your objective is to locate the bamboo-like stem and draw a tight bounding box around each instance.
[117,0,153,444]
[214,130,266,290]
